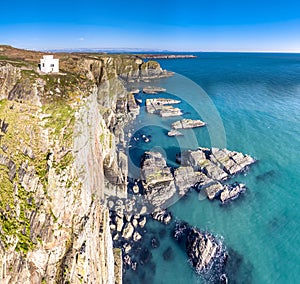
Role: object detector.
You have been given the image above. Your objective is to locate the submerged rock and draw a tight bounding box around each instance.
[163,246,175,261]
[151,237,160,249]
[173,221,189,242]
[139,248,152,265]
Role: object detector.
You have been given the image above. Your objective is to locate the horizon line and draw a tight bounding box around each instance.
[5,44,300,54]
[46,49,300,54]
[38,47,300,54]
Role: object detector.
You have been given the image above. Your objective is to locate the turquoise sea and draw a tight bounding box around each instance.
[123,53,300,283]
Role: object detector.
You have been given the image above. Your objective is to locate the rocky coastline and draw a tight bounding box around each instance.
[0,45,257,283]
[0,45,176,283]
[110,70,257,282]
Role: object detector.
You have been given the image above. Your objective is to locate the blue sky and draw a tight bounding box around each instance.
[1,0,300,51]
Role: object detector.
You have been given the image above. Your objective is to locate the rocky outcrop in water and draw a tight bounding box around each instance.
[168,129,183,136]
[142,86,167,94]
[172,119,206,129]
[174,221,228,280]
[186,228,227,273]
[146,98,183,117]
[140,147,255,206]
[141,152,177,208]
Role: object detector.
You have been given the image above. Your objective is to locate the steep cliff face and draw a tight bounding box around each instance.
[0,47,168,283]
[0,65,115,283]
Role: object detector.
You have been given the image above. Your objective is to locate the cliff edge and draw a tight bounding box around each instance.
[0,45,168,283]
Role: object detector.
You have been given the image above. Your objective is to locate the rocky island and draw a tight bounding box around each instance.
[142,86,167,94]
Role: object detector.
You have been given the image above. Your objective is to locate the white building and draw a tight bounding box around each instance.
[40,55,59,73]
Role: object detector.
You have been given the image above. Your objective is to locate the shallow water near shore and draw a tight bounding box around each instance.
[123,53,300,283]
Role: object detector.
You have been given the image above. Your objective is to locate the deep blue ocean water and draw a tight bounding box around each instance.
[123,53,300,283]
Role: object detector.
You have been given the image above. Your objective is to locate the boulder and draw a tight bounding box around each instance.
[132,218,138,228]
[123,254,132,266]
[125,214,132,222]
[139,206,148,215]
[132,184,139,194]
[220,183,247,204]
[125,199,135,213]
[138,216,147,228]
[133,231,142,242]
[113,233,119,241]
[152,208,172,225]
[204,182,224,200]
[123,243,132,254]
[122,222,134,240]
[115,215,124,232]
[141,152,173,187]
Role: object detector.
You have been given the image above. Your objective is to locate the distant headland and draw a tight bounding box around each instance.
[138,54,197,59]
